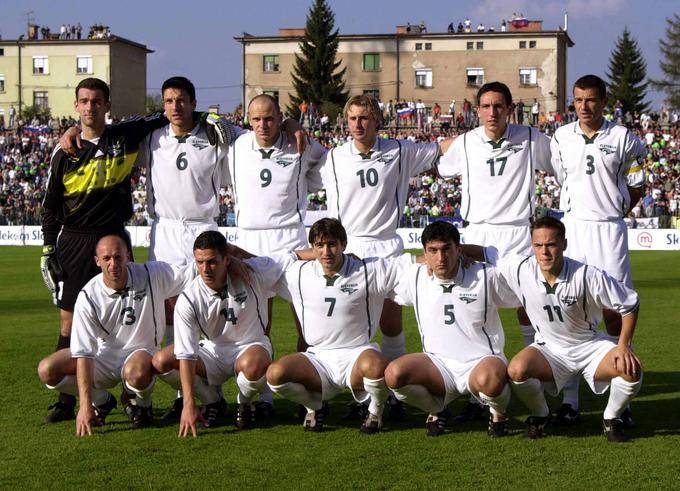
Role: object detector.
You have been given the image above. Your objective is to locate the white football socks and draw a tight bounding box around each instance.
[269,381,323,411]
[604,375,642,420]
[510,378,549,417]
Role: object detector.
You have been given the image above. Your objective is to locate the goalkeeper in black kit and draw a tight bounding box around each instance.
[39,77,231,423]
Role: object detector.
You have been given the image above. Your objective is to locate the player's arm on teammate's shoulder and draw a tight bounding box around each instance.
[438,136,455,155]
[75,357,97,436]
[280,117,308,154]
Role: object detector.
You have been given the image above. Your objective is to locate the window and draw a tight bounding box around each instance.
[529,40,537,48]
[466,41,474,50]
[363,53,380,71]
[415,68,433,88]
[263,55,280,72]
[519,41,527,49]
[76,56,93,74]
[425,42,432,50]
[33,56,49,75]
[0,49,4,56]
[476,41,484,50]
[0,75,4,93]
[363,89,380,99]
[466,68,484,86]
[263,90,279,102]
[415,43,422,50]
[34,91,48,109]
[519,67,538,85]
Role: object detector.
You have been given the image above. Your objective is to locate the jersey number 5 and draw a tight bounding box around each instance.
[444,304,455,325]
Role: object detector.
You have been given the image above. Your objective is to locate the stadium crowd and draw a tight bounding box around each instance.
[1,104,678,227]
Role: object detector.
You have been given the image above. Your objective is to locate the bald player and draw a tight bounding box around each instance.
[37,234,195,435]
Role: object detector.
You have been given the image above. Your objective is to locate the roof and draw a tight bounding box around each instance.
[0,35,154,52]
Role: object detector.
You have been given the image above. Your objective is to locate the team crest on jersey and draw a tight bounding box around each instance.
[458,293,477,304]
[599,144,617,155]
[275,157,296,168]
[340,284,358,295]
[191,138,210,150]
[560,295,578,306]
[378,153,396,165]
[107,140,123,157]
[133,291,147,301]
[234,291,248,303]
[506,144,523,154]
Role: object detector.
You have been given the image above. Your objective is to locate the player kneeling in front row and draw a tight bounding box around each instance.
[267,218,408,434]
[485,217,642,442]
[152,231,294,437]
[384,221,519,437]
[37,234,195,435]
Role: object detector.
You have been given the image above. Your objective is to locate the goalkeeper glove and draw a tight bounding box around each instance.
[40,245,63,305]
[202,112,236,146]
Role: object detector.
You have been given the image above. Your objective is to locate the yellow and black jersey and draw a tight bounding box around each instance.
[42,114,167,246]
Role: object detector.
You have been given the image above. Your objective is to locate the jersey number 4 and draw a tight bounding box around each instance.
[221,307,238,324]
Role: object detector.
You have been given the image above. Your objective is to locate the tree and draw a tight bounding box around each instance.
[287,0,348,118]
[651,14,680,110]
[606,27,650,114]
[145,93,164,114]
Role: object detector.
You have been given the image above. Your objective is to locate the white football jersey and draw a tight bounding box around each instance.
[276,254,411,350]
[229,131,325,229]
[70,262,195,358]
[438,124,552,225]
[174,253,295,360]
[490,251,640,348]
[141,123,229,221]
[390,258,519,363]
[321,139,439,239]
[551,120,646,220]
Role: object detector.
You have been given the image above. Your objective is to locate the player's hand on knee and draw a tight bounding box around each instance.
[58,125,82,155]
[76,406,97,436]
[40,246,63,305]
[202,112,235,147]
[613,345,641,378]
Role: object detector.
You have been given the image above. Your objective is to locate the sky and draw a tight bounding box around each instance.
[1,0,677,112]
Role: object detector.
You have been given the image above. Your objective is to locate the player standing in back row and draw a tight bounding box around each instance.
[437,81,553,421]
[550,75,646,425]
[320,94,453,418]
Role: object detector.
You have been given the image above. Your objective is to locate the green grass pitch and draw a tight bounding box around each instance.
[1,247,679,489]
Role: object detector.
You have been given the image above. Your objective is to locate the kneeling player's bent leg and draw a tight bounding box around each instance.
[379,300,405,362]
[152,345,179,374]
[267,353,323,411]
[350,349,388,417]
[594,346,642,420]
[385,353,446,414]
[507,347,551,418]
[234,345,271,404]
[38,348,77,387]
[469,356,510,419]
[122,350,156,407]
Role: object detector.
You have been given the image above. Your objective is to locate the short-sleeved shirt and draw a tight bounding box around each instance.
[277,254,411,350]
[142,123,230,222]
[321,139,440,239]
[174,253,295,360]
[229,131,326,230]
[438,124,552,225]
[390,257,519,363]
[489,250,640,348]
[71,261,195,358]
[550,120,646,221]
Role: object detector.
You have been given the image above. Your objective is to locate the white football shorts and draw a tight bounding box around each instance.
[198,337,272,386]
[234,225,308,256]
[150,218,218,267]
[461,222,531,256]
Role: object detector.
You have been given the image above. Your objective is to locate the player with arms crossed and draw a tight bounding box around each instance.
[152,231,295,436]
[486,217,642,442]
[37,234,195,434]
[320,95,453,418]
[437,81,553,422]
[39,78,171,423]
[267,218,410,433]
[550,75,646,425]
[385,221,520,437]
